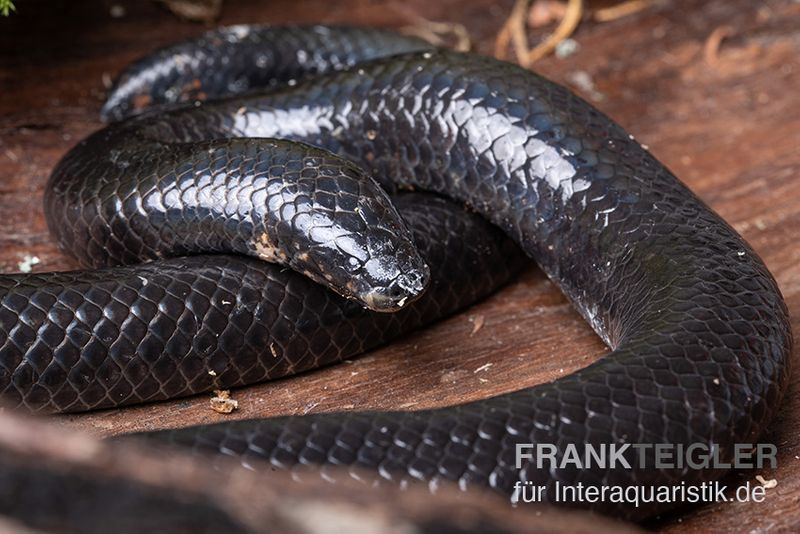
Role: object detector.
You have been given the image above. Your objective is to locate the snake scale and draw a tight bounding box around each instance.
[0,25,792,520]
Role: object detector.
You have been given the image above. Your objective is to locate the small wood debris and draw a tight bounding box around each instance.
[593,0,655,22]
[567,70,605,102]
[394,5,472,52]
[755,474,778,489]
[474,362,493,373]
[495,0,583,67]
[17,255,40,273]
[440,369,470,384]
[704,25,735,66]
[158,0,223,22]
[210,389,238,414]
[554,38,580,58]
[469,314,486,335]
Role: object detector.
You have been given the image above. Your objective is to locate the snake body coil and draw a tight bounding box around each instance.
[0,26,792,519]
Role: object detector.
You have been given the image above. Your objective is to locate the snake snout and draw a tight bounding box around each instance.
[396,268,427,297]
[360,269,429,312]
[359,242,430,312]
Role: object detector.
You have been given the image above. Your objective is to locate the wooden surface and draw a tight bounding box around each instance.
[1,0,799,531]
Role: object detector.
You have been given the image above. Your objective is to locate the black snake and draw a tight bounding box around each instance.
[0,25,791,521]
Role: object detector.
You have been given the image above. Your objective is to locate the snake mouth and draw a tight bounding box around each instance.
[360,267,429,312]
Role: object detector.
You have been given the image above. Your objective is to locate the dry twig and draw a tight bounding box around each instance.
[495,0,584,67]
[528,0,567,28]
[704,25,735,65]
[593,0,655,22]
[391,3,472,52]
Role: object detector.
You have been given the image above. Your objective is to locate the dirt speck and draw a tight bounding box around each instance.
[440,369,470,383]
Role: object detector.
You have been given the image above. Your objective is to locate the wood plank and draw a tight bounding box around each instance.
[1,0,798,530]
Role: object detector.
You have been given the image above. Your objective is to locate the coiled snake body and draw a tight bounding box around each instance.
[0,26,791,519]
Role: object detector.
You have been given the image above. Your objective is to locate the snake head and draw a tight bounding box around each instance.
[353,227,430,312]
[251,144,430,312]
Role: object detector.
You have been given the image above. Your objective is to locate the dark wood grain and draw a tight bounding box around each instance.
[1,0,799,531]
